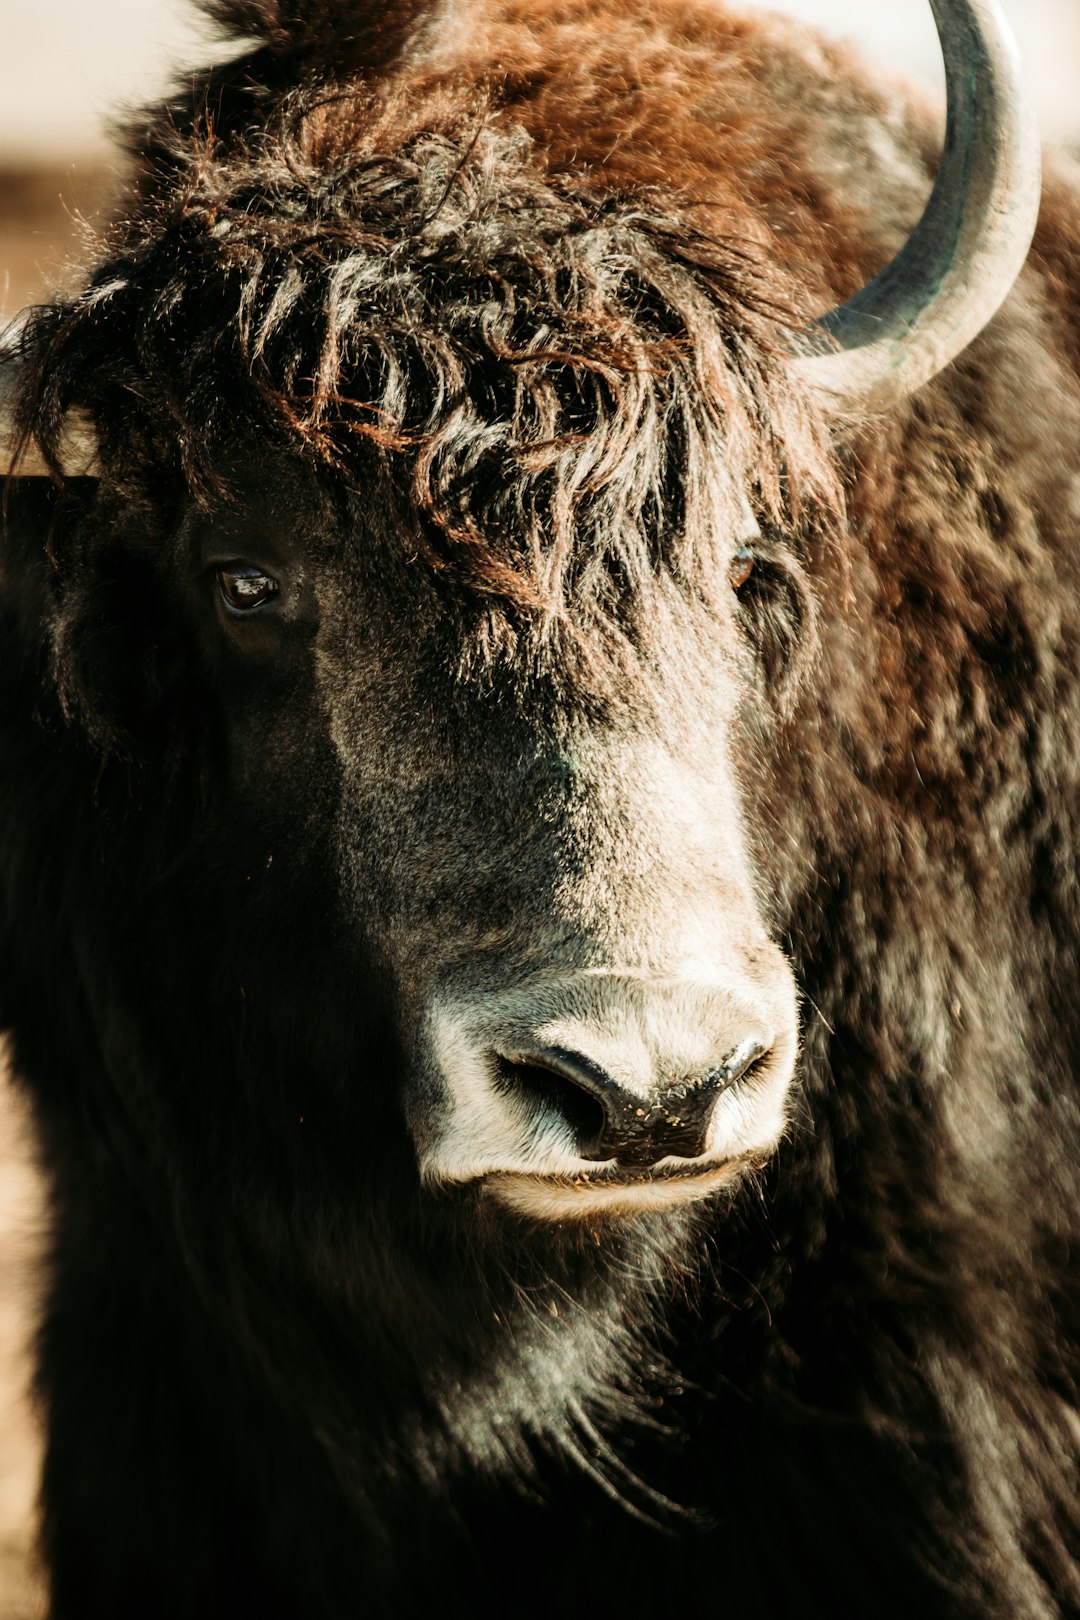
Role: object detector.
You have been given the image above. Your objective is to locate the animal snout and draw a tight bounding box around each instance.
[417,961,799,1212]
[493,1040,769,1168]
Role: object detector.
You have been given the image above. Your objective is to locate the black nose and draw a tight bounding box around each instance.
[494,1042,768,1168]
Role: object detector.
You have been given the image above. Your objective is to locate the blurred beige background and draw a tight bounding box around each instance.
[0,1,1077,1616]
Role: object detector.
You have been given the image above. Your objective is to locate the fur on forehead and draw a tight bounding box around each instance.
[17,80,841,628]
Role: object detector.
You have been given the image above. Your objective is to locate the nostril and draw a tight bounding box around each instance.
[494,1055,608,1154]
[709,1038,768,1094]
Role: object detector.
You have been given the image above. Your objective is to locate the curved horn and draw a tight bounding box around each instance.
[1,328,97,479]
[797,0,1041,413]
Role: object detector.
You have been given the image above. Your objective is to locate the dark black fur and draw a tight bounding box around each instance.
[3,1,1080,1615]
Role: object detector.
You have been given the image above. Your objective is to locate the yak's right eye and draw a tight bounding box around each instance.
[217,566,280,614]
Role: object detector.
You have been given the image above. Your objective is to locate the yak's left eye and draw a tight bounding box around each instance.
[217,567,280,613]
[728,547,755,591]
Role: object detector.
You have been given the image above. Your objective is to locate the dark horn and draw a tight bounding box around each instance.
[796,0,1041,413]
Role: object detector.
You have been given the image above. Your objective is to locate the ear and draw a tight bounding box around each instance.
[198,0,450,77]
[50,547,198,757]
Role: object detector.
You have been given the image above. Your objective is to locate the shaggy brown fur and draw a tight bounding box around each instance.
[4,3,1080,1618]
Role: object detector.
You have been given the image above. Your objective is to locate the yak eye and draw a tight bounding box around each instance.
[217,566,280,613]
[729,547,755,591]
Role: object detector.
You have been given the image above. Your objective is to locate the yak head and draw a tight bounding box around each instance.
[11,89,834,1241]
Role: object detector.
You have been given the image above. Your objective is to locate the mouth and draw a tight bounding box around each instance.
[481,1148,769,1219]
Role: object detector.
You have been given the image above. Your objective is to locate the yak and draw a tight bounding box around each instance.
[1,0,1078,1614]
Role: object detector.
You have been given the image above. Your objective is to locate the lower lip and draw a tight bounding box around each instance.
[481,1151,767,1219]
